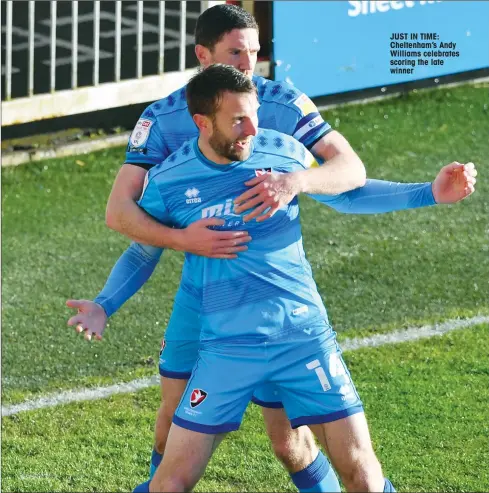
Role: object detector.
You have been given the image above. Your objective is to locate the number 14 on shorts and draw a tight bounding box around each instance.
[306,353,349,392]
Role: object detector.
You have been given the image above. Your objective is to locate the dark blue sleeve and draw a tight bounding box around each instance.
[94,243,163,317]
[309,179,436,214]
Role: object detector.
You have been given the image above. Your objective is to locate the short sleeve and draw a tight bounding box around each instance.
[289,93,332,151]
[137,174,171,224]
[125,106,169,169]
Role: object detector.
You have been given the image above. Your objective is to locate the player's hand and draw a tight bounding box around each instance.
[432,162,477,204]
[234,172,301,222]
[176,218,251,259]
[66,299,107,341]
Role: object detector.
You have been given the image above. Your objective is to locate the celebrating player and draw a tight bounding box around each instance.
[66,5,477,492]
[129,64,390,492]
[68,65,477,493]
[79,4,367,492]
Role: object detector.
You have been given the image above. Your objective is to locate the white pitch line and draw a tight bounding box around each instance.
[2,375,160,417]
[340,315,489,351]
[2,315,488,417]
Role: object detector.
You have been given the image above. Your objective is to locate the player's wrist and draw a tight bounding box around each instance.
[167,228,187,252]
[93,298,113,318]
[290,170,308,195]
[430,181,439,204]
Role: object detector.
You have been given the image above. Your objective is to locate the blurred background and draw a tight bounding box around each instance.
[2,0,488,140]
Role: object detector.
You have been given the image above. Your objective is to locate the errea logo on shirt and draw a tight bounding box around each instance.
[185,188,201,204]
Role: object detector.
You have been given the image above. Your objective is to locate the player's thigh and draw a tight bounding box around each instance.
[159,298,201,379]
[253,382,318,457]
[153,423,226,490]
[253,377,317,449]
[261,405,292,438]
[159,376,188,416]
[261,405,317,458]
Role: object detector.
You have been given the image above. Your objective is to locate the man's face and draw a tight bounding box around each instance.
[208,90,259,162]
[200,28,260,79]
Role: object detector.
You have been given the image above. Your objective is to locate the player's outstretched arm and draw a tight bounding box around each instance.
[105,164,251,257]
[311,162,477,214]
[234,131,366,222]
[66,242,163,341]
[66,300,107,342]
[431,162,476,204]
[303,130,367,193]
[93,243,163,318]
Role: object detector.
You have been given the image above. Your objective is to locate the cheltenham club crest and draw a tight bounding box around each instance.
[190,389,207,408]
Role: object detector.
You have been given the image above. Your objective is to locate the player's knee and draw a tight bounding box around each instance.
[269,426,317,470]
[151,475,189,493]
[160,397,178,423]
[339,451,383,492]
[153,401,178,453]
[152,462,200,493]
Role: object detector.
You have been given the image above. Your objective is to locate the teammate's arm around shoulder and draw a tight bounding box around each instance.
[299,130,367,195]
[105,163,171,244]
[234,133,367,222]
[288,91,366,194]
[104,103,250,256]
[106,164,250,257]
[281,88,366,195]
[105,104,180,247]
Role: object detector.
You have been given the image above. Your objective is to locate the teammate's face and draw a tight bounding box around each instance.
[209,91,259,161]
[197,28,260,79]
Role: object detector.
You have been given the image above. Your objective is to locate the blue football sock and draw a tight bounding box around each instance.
[133,479,150,493]
[384,478,396,492]
[149,449,163,480]
[290,451,341,492]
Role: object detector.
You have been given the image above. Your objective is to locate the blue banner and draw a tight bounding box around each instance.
[273,1,489,97]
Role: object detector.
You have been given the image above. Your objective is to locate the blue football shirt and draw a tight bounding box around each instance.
[125,75,332,169]
[138,129,328,342]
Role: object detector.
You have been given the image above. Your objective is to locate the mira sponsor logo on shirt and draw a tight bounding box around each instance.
[201,199,241,219]
[201,199,245,230]
[255,168,272,177]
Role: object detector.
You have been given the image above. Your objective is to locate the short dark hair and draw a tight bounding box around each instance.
[195,4,258,50]
[186,64,257,117]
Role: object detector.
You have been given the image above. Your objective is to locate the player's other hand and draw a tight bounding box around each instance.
[176,218,251,259]
[66,299,107,341]
[234,172,301,222]
[432,162,477,204]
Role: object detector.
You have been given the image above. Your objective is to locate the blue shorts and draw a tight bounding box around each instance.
[159,290,283,407]
[173,323,364,434]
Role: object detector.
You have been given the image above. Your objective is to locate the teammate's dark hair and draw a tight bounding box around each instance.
[186,64,257,117]
[195,4,258,50]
